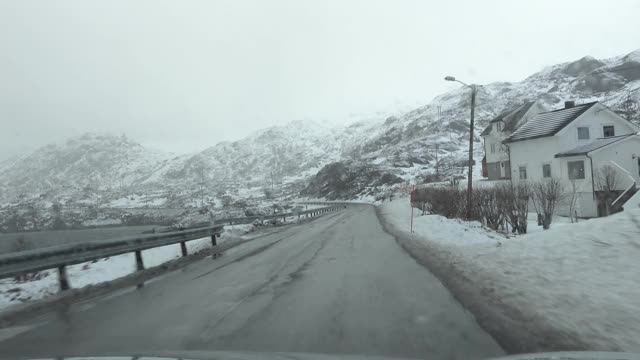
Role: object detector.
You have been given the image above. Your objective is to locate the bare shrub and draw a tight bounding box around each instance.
[531,178,564,230]
[433,187,465,218]
[473,188,502,230]
[496,183,530,234]
[413,187,464,219]
[595,164,620,216]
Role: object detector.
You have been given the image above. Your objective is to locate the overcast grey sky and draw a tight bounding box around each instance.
[1,0,639,158]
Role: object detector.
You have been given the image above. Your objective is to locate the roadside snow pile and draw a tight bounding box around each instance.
[380,196,640,351]
[0,227,249,312]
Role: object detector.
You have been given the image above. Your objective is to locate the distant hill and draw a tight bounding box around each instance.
[1,49,639,204]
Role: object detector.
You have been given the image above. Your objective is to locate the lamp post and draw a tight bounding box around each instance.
[445,76,477,220]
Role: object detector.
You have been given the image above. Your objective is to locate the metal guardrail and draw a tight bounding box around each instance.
[298,201,354,207]
[148,205,346,232]
[0,225,224,291]
[0,205,345,293]
[218,205,345,225]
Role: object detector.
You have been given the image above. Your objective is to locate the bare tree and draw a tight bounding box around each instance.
[621,90,639,126]
[221,195,234,208]
[531,178,564,230]
[595,165,619,216]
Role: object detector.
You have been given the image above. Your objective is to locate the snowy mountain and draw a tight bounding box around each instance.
[1,49,639,206]
[0,134,179,200]
[154,120,346,190]
[302,48,640,197]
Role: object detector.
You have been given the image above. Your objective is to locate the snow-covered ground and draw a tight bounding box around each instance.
[0,225,252,312]
[379,196,640,351]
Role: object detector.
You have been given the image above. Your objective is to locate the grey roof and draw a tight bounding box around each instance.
[503,102,536,132]
[479,124,492,136]
[480,101,536,137]
[554,134,636,158]
[506,102,598,143]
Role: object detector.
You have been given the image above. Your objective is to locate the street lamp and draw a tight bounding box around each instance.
[445,75,477,221]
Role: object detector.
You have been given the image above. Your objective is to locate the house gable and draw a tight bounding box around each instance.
[506,102,597,143]
[557,103,639,147]
[482,101,546,171]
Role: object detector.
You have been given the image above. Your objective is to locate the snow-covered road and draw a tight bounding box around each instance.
[0,205,502,359]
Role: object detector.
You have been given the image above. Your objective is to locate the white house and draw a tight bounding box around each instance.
[505,101,640,218]
[480,101,547,180]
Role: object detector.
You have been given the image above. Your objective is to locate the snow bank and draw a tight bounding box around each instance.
[380,196,640,351]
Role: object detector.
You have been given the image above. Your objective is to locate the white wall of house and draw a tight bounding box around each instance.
[556,104,639,152]
[484,123,510,164]
[510,137,640,217]
[507,104,640,217]
[556,154,597,218]
[591,136,640,187]
[508,136,560,182]
[509,140,597,216]
[483,102,547,164]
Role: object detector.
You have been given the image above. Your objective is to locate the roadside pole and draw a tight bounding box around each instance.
[410,186,415,234]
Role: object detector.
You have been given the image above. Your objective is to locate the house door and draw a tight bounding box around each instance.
[500,162,506,178]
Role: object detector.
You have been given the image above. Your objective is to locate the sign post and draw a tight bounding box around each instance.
[410,186,416,234]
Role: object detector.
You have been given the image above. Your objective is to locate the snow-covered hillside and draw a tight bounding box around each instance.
[0,134,180,201]
[1,49,639,207]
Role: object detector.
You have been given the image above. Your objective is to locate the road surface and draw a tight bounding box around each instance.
[0,205,503,359]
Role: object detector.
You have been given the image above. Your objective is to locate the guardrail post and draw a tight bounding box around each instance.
[58,265,70,291]
[211,234,219,259]
[134,250,145,288]
[180,241,188,257]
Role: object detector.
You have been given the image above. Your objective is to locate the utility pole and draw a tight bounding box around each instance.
[435,143,439,179]
[466,85,477,220]
[444,76,478,220]
[199,169,205,208]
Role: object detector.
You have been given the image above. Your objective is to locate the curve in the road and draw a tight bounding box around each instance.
[0,205,503,360]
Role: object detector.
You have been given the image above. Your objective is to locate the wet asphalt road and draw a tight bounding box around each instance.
[0,205,503,359]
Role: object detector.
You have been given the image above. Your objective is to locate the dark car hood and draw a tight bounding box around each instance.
[11,351,640,360]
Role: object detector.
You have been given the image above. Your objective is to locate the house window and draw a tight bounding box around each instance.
[577,127,590,140]
[519,166,527,180]
[568,160,585,179]
[542,164,551,178]
[496,122,503,131]
[490,144,496,153]
[603,126,615,137]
